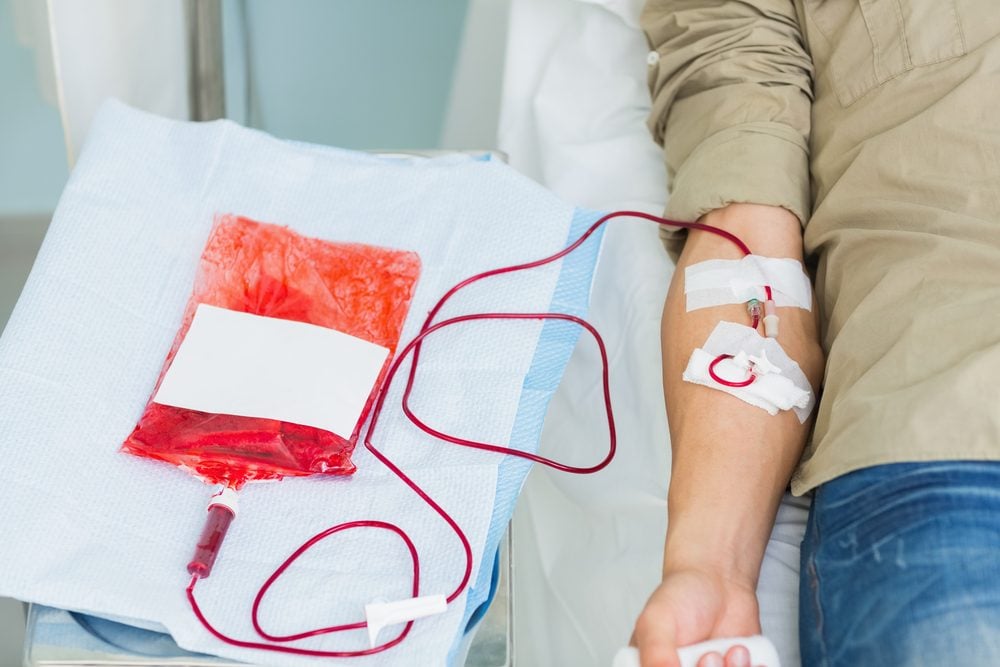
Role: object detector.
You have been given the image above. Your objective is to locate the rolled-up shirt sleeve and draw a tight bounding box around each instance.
[640,0,813,257]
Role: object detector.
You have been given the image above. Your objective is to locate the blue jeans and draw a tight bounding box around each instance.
[799,462,1000,666]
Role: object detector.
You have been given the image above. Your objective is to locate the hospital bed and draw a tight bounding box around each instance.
[497,0,809,665]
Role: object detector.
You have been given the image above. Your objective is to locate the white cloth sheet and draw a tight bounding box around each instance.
[498,1,808,665]
[0,101,595,666]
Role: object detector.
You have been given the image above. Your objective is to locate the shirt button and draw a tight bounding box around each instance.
[646,51,660,66]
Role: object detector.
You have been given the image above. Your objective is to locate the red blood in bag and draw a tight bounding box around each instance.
[121,215,421,488]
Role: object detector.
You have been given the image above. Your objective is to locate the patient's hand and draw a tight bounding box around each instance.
[631,567,762,667]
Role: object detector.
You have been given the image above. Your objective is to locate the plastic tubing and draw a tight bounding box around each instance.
[186,210,771,656]
[707,354,756,388]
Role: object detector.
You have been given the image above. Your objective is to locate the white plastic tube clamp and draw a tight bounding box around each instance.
[365,594,447,647]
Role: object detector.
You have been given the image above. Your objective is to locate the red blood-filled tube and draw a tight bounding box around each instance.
[188,489,238,579]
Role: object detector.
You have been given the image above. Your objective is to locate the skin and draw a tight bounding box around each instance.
[631,203,825,667]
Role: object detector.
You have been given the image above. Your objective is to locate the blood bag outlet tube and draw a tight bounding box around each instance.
[188,489,238,578]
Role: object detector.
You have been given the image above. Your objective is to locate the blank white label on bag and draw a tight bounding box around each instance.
[154,303,389,438]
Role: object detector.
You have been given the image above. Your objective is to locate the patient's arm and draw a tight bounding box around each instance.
[665,202,822,592]
[634,2,819,663]
[631,203,823,667]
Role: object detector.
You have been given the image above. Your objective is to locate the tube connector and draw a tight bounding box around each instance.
[208,486,239,515]
[763,300,779,338]
[746,299,763,329]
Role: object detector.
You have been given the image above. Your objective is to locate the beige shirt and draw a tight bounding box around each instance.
[641,1,1000,495]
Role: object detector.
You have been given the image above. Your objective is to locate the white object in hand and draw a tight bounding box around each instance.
[612,635,781,667]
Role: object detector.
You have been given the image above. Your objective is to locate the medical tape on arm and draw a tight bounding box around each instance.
[685,255,812,311]
[682,321,815,423]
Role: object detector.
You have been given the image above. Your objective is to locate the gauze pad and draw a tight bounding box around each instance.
[682,322,814,423]
[685,255,812,311]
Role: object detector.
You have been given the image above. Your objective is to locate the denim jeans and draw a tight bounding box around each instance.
[799,462,1000,666]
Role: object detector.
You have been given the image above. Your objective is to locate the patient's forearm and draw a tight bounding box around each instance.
[661,203,823,586]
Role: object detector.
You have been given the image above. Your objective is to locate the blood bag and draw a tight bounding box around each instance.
[121,215,421,488]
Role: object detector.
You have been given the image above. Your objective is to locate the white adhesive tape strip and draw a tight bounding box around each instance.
[682,321,814,423]
[685,255,812,311]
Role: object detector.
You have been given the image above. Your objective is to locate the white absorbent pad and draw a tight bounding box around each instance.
[682,322,815,423]
[0,101,606,666]
[685,256,813,311]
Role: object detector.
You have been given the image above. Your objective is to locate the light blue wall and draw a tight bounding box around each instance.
[0,0,469,218]
[0,1,69,216]
[226,0,469,149]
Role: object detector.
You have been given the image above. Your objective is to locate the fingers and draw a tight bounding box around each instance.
[696,644,752,667]
[724,644,751,667]
[633,624,761,667]
[696,651,724,667]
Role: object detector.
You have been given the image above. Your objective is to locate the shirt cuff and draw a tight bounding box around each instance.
[659,122,811,260]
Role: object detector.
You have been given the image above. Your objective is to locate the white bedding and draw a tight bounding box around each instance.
[497,1,808,665]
